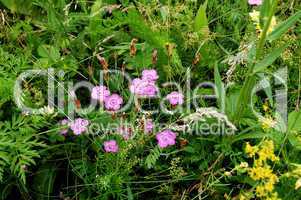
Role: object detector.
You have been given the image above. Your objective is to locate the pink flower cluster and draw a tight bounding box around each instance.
[91,85,123,111]
[166,91,184,106]
[156,129,177,148]
[103,140,119,153]
[91,86,110,103]
[130,69,159,97]
[248,0,262,5]
[70,118,89,135]
[59,118,89,135]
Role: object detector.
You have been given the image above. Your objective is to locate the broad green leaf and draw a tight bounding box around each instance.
[268,10,301,41]
[288,111,301,132]
[253,44,289,73]
[194,0,209,36]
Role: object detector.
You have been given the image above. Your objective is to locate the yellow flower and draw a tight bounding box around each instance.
[295,178,301,190]
[245,142,258,157]
[255,185,266,197]
[264,180,275,192]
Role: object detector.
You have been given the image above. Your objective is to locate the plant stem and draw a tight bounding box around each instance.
[234,0,278,124]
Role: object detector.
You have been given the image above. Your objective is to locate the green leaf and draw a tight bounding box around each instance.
[288,111,301,132]
[194,0,209,36]
[37,45,60,63]
[268,10,301,41]
[90,0,103,17]
[260,0,272,28]
[287,111,301,150]
[0,0,32,14]
[253,44,289,73]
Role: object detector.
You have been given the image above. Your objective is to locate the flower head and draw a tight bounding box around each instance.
[166,91,184,105]
[141,69,159,81]
[156,129,177,148]
[60,119,69,135]
[91,85,110,102]
[248,0,262,5]
[103,140,119,153]
[104,94,123,111]
[130,78,158,97]
[70,118,89,135]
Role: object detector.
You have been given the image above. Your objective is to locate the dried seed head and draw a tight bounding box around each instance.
[192,53,201,65]
[165,43,174,57]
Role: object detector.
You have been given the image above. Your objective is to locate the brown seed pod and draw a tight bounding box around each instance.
[130,38,138,57]
[96,54,109,81]
[152,49,158,65]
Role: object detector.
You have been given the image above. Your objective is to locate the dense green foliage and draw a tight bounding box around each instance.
[0,0,301,199]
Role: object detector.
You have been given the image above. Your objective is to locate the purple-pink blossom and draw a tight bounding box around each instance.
[104,94,123,111]
[156,129,177,148]
[144,119,154,133]
[91,85,110,102]
[166,91,184,106]
[142,69,159,82]
[103,140,119,153]
[70,118,89,135]
[248,0,262,5]
[130,78,158,97]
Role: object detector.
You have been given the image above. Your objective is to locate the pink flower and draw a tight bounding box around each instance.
[91,85,110,102]
[117,126,133,140]
[103,140,119,153]
[60,119,69,135]
[166,92,184,106]
[156,129,177,148]
[130,78,158,97]
[104,94,123,111]
[248,0,262,5]
[70,118,89,135]
[144,119,154,133]
[142,69,159,81]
